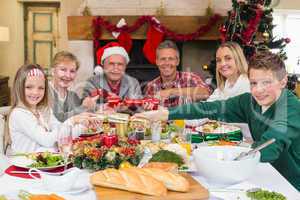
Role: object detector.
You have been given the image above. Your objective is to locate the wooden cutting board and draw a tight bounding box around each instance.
[94,173,209,200]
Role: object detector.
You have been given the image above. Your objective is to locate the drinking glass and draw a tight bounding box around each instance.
[151,120,161,143]
[57,125,73,171]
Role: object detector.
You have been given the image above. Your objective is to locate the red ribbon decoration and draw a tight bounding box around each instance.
[241,8,263,44]
[92,15,222,46]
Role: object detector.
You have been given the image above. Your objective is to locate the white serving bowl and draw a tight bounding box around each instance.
[193,146,260,186]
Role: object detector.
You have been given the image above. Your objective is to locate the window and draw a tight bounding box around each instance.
[273,10,300,74]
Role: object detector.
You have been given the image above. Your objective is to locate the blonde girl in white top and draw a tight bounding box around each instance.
[7,64,96,154]
[207,42,250,101]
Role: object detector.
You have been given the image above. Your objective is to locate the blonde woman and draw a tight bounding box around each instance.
[207,42,250,101]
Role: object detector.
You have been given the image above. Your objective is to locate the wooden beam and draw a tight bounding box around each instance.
[67,16,225,40]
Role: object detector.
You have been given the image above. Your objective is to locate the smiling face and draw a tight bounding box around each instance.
[52,60,77,89]
[249,68,287,107]
[24,75,46,109]
[216,47,240,81]
[103,54,127,83]
[156,48,179,81]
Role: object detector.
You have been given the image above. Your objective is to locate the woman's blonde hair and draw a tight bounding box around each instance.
[216,42,248,90]
[52,51,80,70]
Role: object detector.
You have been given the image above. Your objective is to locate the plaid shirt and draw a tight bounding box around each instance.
[144,71,210,107]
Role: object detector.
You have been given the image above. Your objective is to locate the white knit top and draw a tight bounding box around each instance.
[9,107,80,153]
[207,74,250,101]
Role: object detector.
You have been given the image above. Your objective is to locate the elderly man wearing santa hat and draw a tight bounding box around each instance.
[82,42,142,110]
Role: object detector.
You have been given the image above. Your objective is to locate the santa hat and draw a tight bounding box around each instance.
[96,42,130,65]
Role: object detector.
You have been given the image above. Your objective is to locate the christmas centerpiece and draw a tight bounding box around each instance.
[72,134,143,171]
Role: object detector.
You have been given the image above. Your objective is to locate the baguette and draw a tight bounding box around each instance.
[142,162,178,173]
[90,168,167,196]
[124,167,190,192]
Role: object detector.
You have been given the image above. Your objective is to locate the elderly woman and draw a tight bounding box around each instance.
[49,51,92,122]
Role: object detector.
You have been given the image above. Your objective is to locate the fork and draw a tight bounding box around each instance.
[233,138,275,161]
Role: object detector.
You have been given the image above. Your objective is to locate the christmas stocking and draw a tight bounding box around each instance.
[143,18,164,64]
[112,18,132,53]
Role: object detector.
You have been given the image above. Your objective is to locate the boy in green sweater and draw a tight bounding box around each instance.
[135,51,300,190]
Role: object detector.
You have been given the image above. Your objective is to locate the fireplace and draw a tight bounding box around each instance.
[97,40,183,91]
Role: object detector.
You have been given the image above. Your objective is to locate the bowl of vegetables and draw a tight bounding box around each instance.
[193,146,260,186]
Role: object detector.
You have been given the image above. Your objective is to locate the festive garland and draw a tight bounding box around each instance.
[92,15,222,48]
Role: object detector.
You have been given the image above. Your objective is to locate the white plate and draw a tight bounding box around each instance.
[195,123,241,134]
[80,127,103,137]
[9,154,68,170]
[0,187,90,199]
[194,141,251,148]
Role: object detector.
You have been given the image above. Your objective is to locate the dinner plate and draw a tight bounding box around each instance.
[80,128,103,137]
[195,123,241,134]
[79,131,102,137]
[194,141,251,148]
[9,154,69,170]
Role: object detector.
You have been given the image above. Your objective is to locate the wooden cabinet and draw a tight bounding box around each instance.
[0,76,10,106]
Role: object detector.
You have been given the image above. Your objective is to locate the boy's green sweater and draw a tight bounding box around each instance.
[169,89,300,190]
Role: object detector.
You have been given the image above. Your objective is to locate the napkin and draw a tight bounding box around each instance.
[5,164,73,179]
[30,167,92,193]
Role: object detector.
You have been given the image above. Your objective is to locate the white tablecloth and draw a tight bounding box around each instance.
[0,155,299,200]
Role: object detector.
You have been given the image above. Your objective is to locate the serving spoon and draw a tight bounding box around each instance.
[233,138,276,161]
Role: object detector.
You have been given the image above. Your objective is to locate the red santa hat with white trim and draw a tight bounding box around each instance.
[96,42,130,66]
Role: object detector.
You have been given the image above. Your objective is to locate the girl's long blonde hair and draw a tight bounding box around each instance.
[4,64,49,153]
[216,42,248,90]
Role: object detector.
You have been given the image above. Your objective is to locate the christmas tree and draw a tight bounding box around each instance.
[220,0,289,59]
[207,0,290,86]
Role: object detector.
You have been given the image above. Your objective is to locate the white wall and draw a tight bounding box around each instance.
[0,0,24,86]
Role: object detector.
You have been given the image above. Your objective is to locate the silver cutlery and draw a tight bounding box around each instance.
[233,138,275,161]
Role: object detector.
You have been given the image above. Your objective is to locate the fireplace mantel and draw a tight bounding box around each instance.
[67,16,225,41]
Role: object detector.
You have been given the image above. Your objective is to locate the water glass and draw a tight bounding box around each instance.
[151,121,161,143]
[58,125,73,171]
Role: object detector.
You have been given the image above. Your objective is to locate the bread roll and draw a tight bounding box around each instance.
[90,168,167,196]
[124,167,190,192]
[142,162,178,173]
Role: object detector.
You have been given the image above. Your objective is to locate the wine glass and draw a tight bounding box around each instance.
[57,125,73,171]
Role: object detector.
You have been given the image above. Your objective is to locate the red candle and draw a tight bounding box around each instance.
[103,134,118,148]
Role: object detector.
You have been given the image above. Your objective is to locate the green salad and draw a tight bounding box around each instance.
[149,150,184,166]
[28,152,64,168]
[246,188,286,200]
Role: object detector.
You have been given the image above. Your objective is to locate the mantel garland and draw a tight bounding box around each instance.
[92,15,222,49]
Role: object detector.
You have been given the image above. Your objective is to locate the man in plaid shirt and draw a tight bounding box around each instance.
[144,40,211,107]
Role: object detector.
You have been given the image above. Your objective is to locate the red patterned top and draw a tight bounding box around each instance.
[144,71,211,107]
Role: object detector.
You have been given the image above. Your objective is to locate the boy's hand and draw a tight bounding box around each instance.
[133,106,169,122]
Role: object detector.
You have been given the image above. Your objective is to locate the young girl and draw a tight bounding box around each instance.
[8,64,94,153]
[49,51,88,122]
[207,42,250,101]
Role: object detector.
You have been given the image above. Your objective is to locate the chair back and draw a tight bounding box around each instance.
[0,106,11,154]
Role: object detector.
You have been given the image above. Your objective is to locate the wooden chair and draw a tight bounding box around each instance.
[0,106,11,155]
